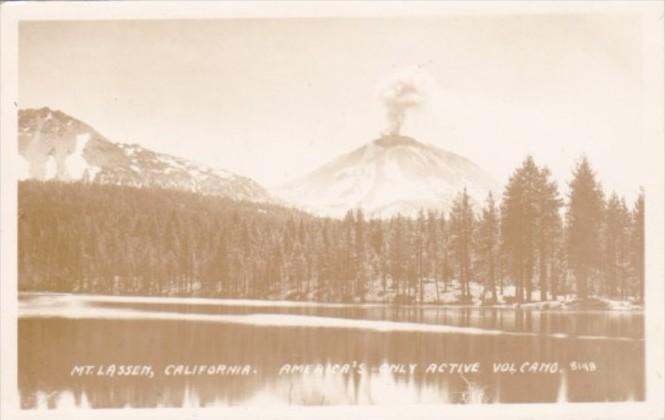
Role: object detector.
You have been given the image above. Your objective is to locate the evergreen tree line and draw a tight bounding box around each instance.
[18,156,645,304]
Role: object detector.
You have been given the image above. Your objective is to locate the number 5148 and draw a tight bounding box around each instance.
[569,361,597,372]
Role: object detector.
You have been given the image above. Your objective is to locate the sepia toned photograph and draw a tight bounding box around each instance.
[1,2,663,419]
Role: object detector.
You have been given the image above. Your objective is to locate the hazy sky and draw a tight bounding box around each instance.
[19,16,645,199]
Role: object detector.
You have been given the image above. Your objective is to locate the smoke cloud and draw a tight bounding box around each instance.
[377,66,431,136]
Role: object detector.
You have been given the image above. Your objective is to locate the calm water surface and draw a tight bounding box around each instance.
[18,294,644,409]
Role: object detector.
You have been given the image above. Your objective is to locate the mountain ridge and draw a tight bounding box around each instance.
[18,107,499,219]
[18,107,272,203]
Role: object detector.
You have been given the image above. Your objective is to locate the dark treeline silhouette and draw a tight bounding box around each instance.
[18,156,645,304]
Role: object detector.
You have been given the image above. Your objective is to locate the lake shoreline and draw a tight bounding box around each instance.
[18,291,644,313]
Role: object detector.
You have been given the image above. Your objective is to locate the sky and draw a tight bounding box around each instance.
[19,15,645,200]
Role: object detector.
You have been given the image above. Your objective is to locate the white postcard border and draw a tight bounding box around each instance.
[1,2,663,419]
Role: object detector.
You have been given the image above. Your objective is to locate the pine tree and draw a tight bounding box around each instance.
[426,210,441,302]
[566,157,604,300]
[548,214,566,299]
[416,210,426,303]
[369,220,387,296]
[534,167,562,301]
[631,190,645,303]
[477,192,499,303]
[603,193,631,298]
[439,211,451,293]
[449,188,474,301]
[390,215,405,298]
[500,156,540,302]
[354,209,368,301]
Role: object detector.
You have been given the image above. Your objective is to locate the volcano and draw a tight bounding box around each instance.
[274,135,499,219]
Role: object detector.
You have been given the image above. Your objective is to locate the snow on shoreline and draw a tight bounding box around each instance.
[18,293,641,342]
[19,292,390,309]
[18,291,643,313]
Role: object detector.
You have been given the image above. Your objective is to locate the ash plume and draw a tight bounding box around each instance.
[377,66,431,136]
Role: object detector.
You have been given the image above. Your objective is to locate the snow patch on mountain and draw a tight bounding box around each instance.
[17,156,31,181]
[44,156,57,180]
[64,133,93,180]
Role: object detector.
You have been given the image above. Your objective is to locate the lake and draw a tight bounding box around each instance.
[18,293,644,409]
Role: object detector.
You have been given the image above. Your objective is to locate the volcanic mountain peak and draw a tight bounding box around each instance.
[17,107,271,203]
[372,135,423,148]
[274,134,500,219]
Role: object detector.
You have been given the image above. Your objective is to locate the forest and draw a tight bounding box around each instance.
[18,156,645,305]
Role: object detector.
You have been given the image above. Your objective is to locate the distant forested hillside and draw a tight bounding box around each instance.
[18,156,645,304]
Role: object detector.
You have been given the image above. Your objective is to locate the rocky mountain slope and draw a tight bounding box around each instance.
[18,107,271,203]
